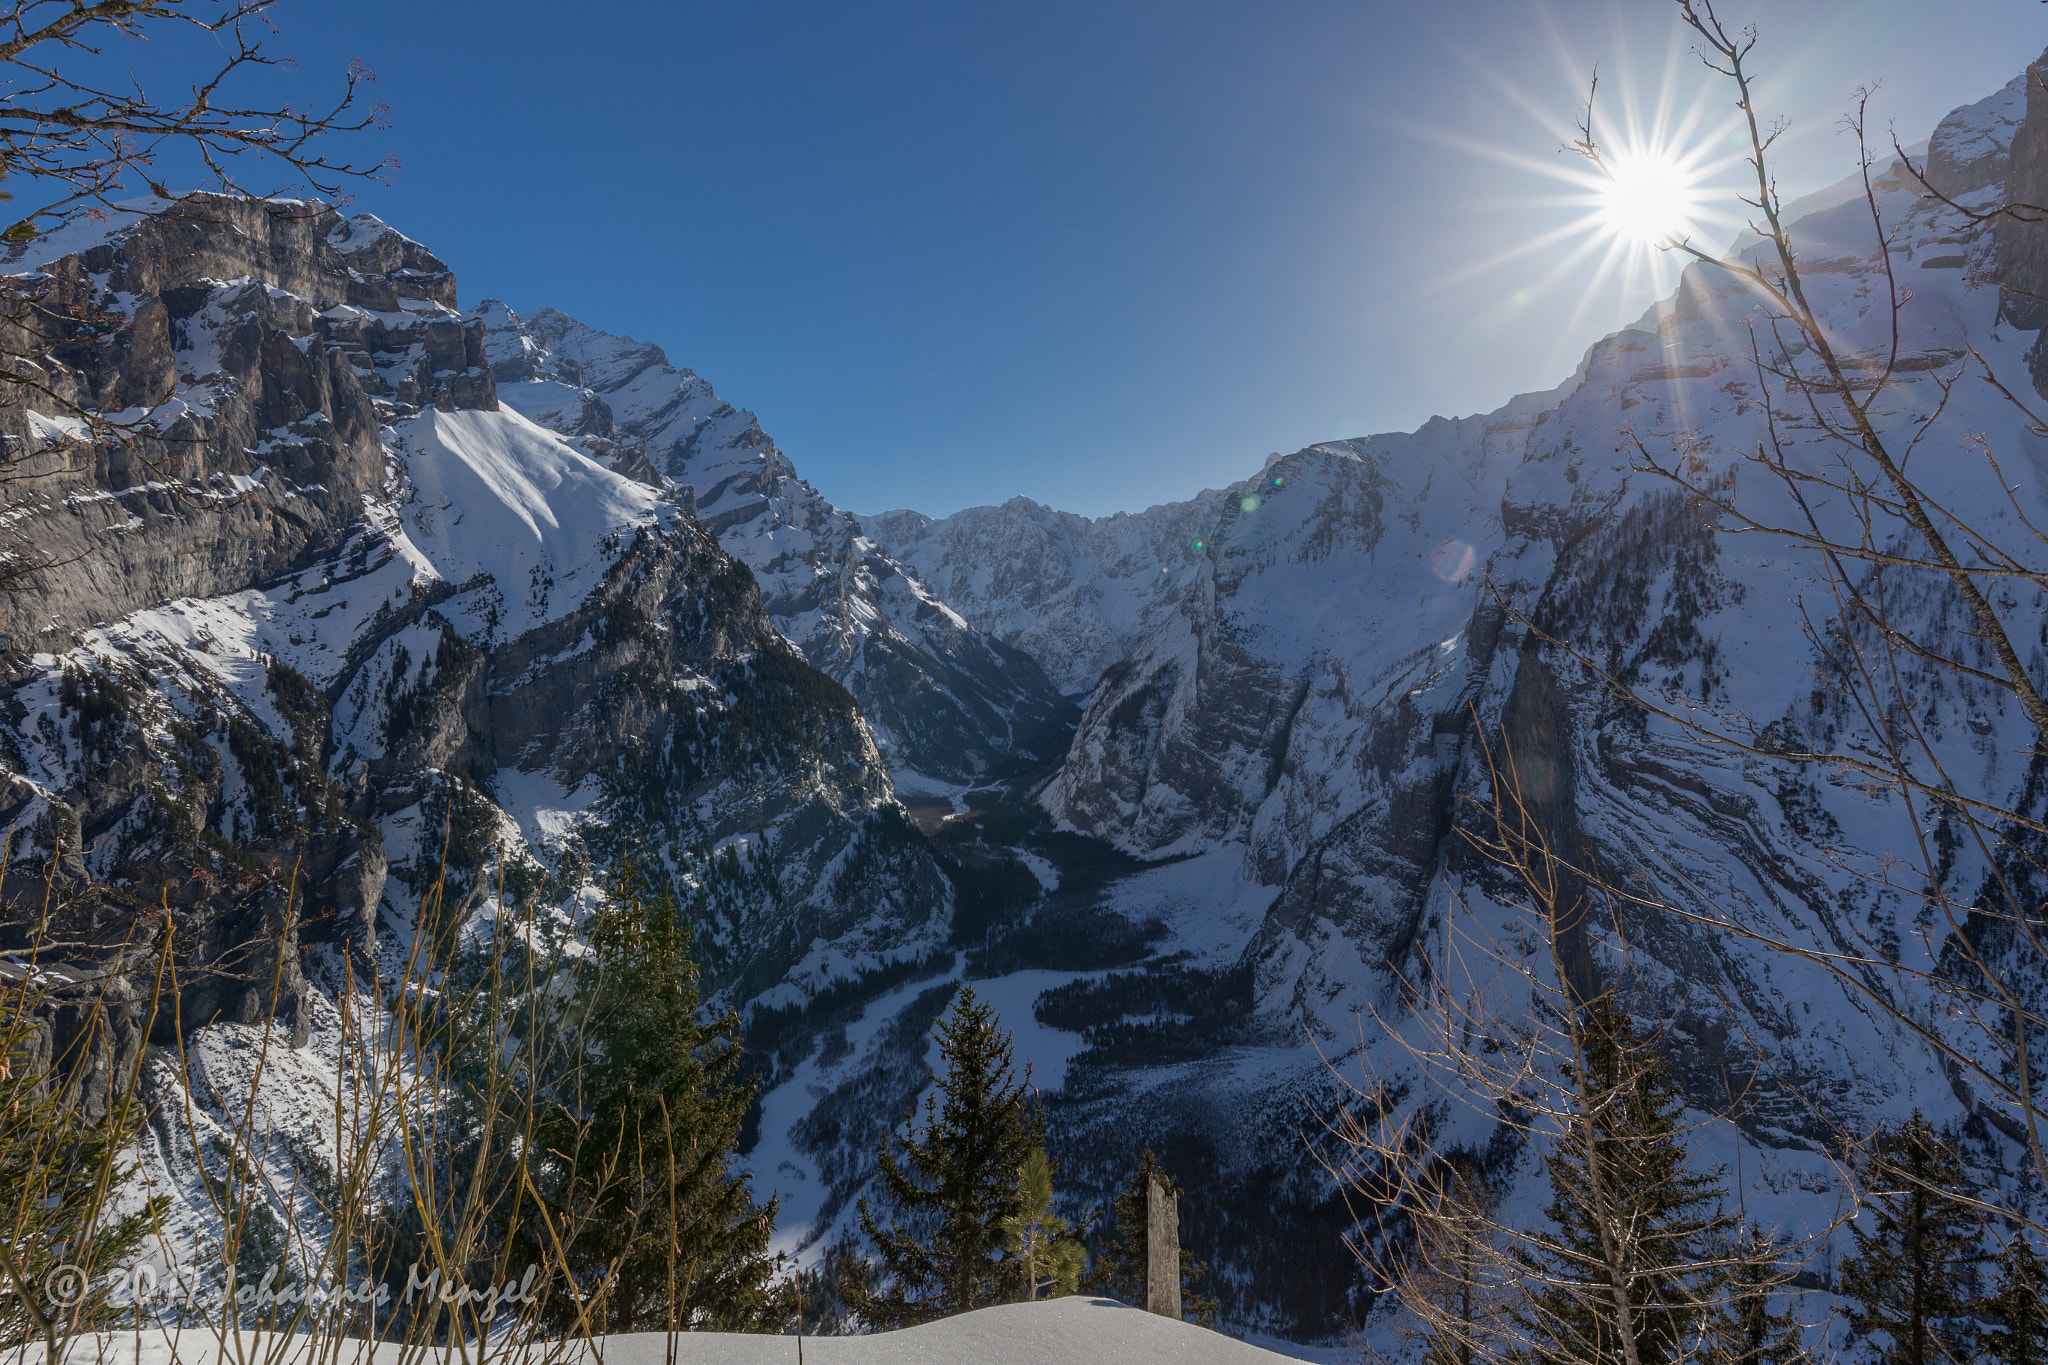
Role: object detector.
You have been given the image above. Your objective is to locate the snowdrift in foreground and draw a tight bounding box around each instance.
[8,1300,1306,1365]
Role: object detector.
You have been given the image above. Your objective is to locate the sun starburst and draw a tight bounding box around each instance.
[1596,150,1702,245]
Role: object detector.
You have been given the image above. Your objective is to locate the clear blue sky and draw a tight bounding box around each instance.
[179,1,2048,517]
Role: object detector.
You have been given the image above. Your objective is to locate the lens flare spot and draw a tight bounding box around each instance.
[1272,476,1284,487]
[1193,540,1204,550]
[1431,539,1477,584]
[1240,496,1260,513]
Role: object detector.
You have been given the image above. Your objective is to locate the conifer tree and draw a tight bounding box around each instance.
[517,885,783,1333]
[0,1041,164,1349]
[1838,1113,1985,1365]
[1985,1237,2045,1365]
[1003,1146,1084,1300]
[1082,1148,1220,1325]
[1513,998,1733,1365]
[855,984,1035,1327]
[791,1244,877,1337]
[1711,1223,1806,1365]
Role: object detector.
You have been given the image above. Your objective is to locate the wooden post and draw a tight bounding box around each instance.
[1145,1170,1181,1319]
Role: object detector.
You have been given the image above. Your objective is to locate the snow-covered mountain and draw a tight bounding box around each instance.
[839,61,2048,1336]
[469,302,1073,791]
[7,46,2048,1348]
[0,198,962,1282]
[861,494,1219,697]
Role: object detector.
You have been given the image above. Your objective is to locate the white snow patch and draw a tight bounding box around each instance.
[968,968,1094,1092]
[491,767,604,855]
[1018,852,1060,891]
[27,410,89,445]
[1101,848,1280,964]
[393,406,666,638]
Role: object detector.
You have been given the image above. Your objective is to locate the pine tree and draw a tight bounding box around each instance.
[855,983,1036,1327]
[1514,998,1734,1365]
[0,1041,164,1349]
[791,1243,876,1337]
[1003,1146,1084,1300]
[1985,1236,2046,1365]
[1711,1223,1805,1365]
[1082,1148,1220,1325]
[1838,1112,1985,1365]
[518,885,783,1333]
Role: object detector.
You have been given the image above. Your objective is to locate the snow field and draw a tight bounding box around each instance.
[5,1300,1307,1365]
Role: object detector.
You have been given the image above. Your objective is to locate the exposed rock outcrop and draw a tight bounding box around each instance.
[0,197,496,654]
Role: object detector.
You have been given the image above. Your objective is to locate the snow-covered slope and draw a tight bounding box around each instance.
[388,405,665,640]
[472,303,1073,790]
[14,1299,1311,1365]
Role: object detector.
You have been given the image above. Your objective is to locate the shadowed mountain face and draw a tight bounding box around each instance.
[5,52,2048,1343]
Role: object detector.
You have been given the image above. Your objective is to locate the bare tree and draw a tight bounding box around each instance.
[1527,0,2048,1239]
[0,1,388,235]
[0,817,795,1365]
[1386,1162,1517,1365]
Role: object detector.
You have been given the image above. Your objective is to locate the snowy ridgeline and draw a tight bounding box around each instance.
[3,1301,1313,1365]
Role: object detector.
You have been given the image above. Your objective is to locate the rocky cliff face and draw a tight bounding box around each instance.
[470,302,1074,790]
[0,196,502,1077]
[0,198,493,653]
